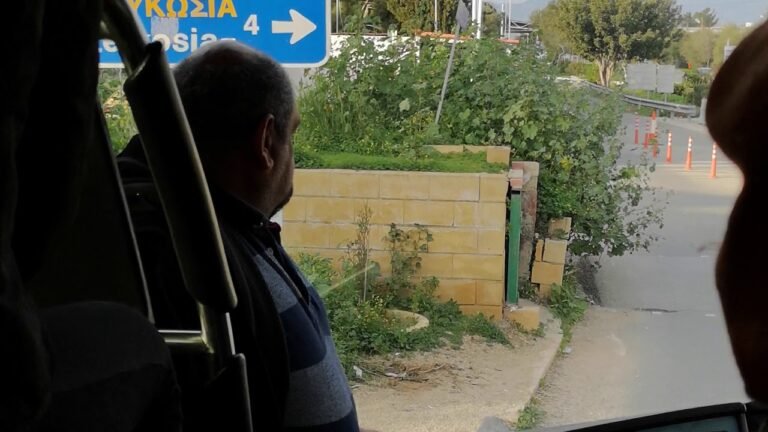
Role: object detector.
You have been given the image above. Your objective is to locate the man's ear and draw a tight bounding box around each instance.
[252,114,276,170]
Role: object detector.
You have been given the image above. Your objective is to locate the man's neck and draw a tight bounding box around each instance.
[204,161,274,218]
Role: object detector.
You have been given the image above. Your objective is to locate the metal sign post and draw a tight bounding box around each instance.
[99,0,331,67]
[435,0,470,125]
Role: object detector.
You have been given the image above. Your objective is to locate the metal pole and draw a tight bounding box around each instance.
[335,0,340,33]
[435,24,461,125]
[507,0,511,37]
[434,0,438,31]
[476,0,483,38]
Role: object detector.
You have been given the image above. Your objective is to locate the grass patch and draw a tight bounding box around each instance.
[622,88,688,104]
[295,149,507,173]
[516,398,543,430]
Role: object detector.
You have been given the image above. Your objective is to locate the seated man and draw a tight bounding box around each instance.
[119,41,362,431]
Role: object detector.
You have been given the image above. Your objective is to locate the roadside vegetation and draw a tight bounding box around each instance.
[515,397,544,430]
[296,208,508,380]
[297,36,664,259]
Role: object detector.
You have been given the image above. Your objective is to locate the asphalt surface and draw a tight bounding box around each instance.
[538,114,749,427]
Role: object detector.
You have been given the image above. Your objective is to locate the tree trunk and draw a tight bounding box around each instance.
[596,59,616,87]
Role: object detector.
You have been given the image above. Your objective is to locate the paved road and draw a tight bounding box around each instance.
[537,114,749,427]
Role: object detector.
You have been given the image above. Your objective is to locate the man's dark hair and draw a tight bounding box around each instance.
[173,41,295,155]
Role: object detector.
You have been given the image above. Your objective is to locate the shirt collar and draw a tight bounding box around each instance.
[209,187,282,236]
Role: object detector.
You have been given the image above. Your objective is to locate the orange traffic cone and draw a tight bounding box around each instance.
[634,116,639,145]
[710,143,718,178]
[685,136,693,171]
[652,137,659,158]
[643,119,650,148]
[665,131,672,163]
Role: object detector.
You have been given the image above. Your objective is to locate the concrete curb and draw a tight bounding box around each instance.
[479,306,563,432]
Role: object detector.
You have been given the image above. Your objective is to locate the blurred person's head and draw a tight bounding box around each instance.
[706,19,768,403]
[173,40,298,217]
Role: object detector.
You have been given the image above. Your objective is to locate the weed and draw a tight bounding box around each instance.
[519,281,540,303]
[516,398,543,430]
[547,273,588,348]
[514,322,546,338]
[342,205,375,302]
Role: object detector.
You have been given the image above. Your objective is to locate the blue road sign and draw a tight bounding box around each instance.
[100,0,330,68]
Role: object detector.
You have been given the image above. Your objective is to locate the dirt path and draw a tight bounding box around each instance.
[354,318,562,432]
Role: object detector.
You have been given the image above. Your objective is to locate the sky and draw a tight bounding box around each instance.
[492,0,766,25]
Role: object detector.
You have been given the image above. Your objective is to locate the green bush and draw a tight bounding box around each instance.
[674,70,711,105]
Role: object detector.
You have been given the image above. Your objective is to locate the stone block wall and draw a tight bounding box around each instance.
[530,218,571,299]
[282,169,509,319]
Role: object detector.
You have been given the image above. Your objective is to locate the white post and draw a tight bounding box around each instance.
[476,0,483,38]
[500,3,504,37]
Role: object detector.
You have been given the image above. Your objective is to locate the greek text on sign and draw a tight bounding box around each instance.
[100,0,330,67]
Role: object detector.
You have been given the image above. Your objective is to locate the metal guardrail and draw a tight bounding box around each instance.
[583,82,699,117]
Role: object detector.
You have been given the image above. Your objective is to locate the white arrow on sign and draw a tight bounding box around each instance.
[272,9,317,45]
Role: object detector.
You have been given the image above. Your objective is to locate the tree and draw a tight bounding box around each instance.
[482,3,503,37]
[334,0,398,33]
[530,2,572,62]
[679,29,716,67]
[712,24,751,68]
[385,0,459,33]
[682,8,719,28]
[557,0,682,86]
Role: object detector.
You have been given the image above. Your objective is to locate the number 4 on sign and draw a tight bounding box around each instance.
[244,14,260,35]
